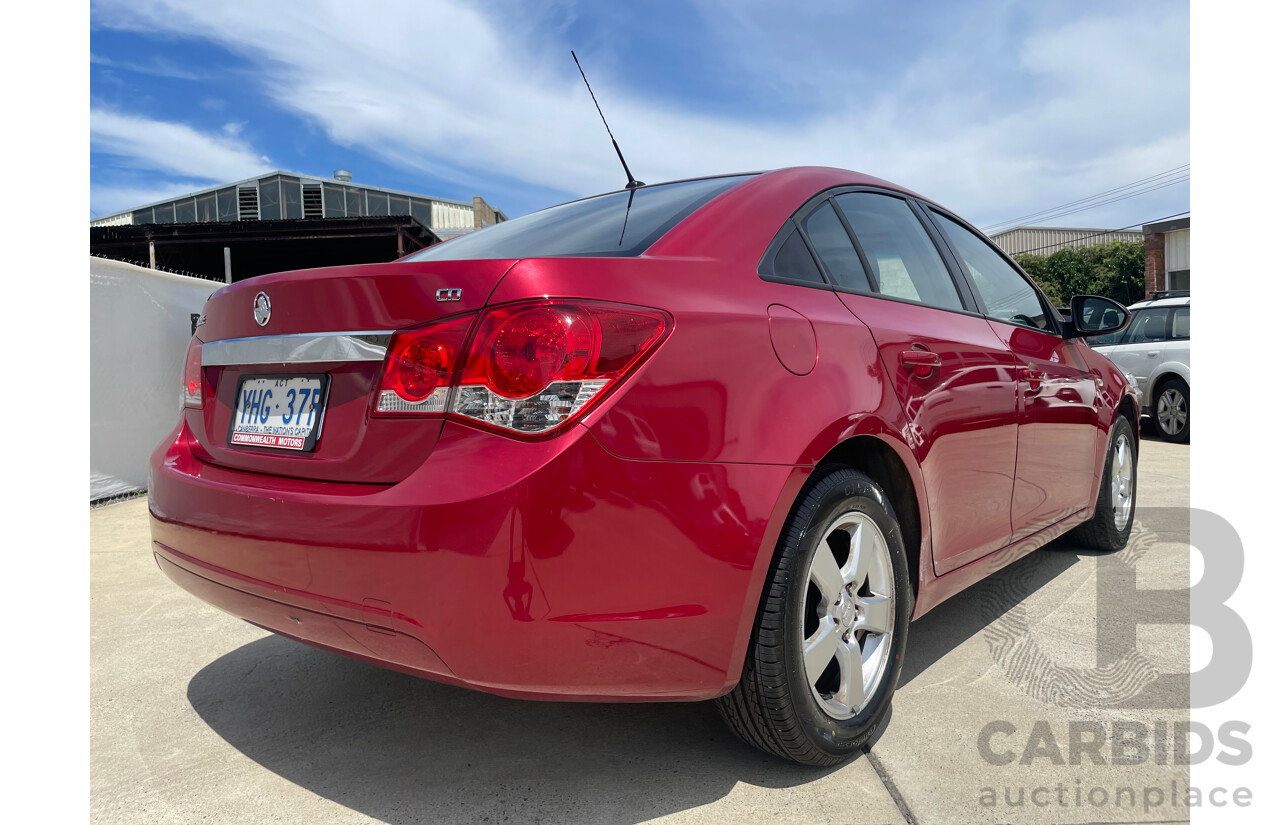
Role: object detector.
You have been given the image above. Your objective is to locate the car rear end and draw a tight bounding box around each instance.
[148,173,806,701]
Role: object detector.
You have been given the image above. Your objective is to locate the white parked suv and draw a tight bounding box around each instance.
[1090,292,1190,442]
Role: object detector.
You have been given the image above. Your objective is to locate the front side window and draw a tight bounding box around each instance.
[801,201,871,291]
[933,211,1051,331]
[834,193,964,311]
[407,175,754,261]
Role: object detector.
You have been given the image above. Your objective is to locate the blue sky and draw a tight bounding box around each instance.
[90,0,1189,230]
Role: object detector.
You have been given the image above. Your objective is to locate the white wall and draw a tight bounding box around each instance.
[90,258,216,500]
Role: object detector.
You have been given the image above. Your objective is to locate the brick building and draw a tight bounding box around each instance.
[1142,216,1190,297]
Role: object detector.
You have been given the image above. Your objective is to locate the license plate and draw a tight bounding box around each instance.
[228,375,329,452]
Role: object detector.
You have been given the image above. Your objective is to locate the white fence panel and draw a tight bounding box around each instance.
[91,258,216,500]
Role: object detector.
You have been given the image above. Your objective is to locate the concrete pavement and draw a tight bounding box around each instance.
[91,437,1189,825]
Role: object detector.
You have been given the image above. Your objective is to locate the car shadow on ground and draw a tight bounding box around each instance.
[898,537,1112,689]
[187,636,847,825]
[898,503,1187,693]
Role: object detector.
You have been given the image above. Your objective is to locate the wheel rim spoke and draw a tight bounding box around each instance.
[847,521,871,590]
[834,638,865,712]
[858,595,893,634]
[804,620,841,684]
[809,542,845,607]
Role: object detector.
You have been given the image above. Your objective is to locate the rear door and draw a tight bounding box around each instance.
[804,191,1021,574]
[927,209,1100,541]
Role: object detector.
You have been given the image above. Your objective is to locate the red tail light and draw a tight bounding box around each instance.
[486,306,594,398]
[375,314,474,414]
[373,300,669,435]
[452,300,667,434]
[183,338,203,409]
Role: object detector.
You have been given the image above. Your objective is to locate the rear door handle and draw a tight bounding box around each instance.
[900,350,941,377]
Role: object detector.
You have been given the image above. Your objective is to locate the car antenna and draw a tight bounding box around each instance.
[571,50,644,190]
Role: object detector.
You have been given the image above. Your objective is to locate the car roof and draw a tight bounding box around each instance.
[1128,296,1191,309]
[644,166,935,262]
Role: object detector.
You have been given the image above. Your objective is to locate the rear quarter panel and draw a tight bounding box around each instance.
[490,251,934,682]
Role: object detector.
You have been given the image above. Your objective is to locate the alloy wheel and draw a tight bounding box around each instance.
[1156,387,1187,436]
[802,512,896,719]
[1110,432,1135,531]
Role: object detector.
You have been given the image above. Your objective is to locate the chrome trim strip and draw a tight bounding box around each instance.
[201,331,394,366]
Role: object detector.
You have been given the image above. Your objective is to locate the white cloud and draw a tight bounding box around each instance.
[90,108,270,182]
[90,180,213,216]
[91,0,1188,227]
[90,51,209,80]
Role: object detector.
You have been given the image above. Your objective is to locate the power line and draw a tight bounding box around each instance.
[993,175,1189,229]
[985,171,1189,232]
[983,164,1188,231]
[982,164,1190,232]
[1011,211,1188,256]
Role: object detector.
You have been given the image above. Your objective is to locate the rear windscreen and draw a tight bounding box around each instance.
[406,175,754,261]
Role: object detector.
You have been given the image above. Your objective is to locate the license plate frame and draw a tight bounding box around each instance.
[227,373,332,452]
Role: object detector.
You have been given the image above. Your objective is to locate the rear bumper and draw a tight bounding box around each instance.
[149,420,801,701]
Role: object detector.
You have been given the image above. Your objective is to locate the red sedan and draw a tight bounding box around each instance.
[149,167,1138,766]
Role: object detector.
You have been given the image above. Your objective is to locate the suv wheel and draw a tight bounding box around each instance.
[1154,378,1189,442]
[715,467,912,766]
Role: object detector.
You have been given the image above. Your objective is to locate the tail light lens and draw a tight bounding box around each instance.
[373,300,669,436]
[375,314,474,413]
[183,338,203,409]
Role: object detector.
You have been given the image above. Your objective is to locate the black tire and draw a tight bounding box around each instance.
[1068,416,1137,552]
[1152,377,1189,443]
[715,467,912,766]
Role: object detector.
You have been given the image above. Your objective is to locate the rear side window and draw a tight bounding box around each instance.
[834,193,964,311]
[933,211,1051,331]
[1171,306,1190,340]
[767,226,826,284]
[802,202,872,292]
[405,175,754,261]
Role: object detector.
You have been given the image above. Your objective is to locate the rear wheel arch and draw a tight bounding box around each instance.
[723,426,928,696]
[1148,369,1188,408]
[815,435,924,599]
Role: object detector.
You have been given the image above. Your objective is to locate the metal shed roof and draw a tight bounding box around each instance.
[91,170,487,224]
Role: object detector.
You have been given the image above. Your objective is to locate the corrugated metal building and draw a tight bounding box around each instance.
[988,225,1144,256]
[89,170,510,283]
[89,170,507,239]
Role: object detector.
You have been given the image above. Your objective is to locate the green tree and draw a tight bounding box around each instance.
[1014,240,1145,307]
